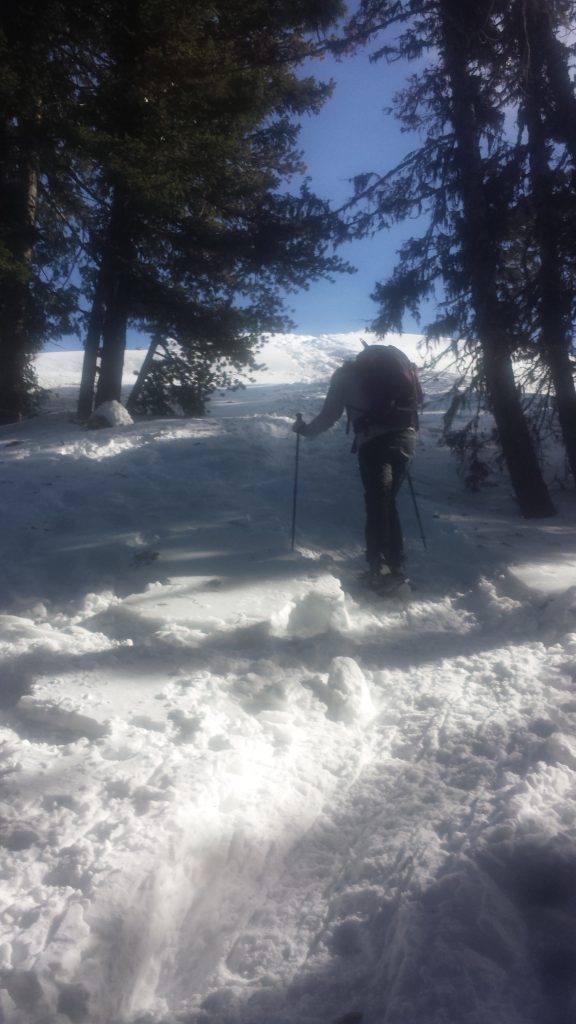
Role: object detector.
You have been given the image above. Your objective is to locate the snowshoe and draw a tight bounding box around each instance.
[359,568,411,599]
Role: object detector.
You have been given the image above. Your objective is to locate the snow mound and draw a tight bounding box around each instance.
[270,574,350,637]
[87,400,133,428]
[307,656,374,724]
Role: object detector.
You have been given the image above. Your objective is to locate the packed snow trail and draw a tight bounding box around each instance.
[0,334,575,1024]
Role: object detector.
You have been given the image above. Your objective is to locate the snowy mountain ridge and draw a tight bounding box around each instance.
[0,332,575,1024]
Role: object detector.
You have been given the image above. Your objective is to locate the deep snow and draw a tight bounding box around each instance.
[0,332,575,1024]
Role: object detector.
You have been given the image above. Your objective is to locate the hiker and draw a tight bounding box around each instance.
[292,344,422,590]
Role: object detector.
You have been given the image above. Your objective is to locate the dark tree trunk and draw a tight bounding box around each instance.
[480,338,555,515]
[439,0,556,517]
[93,191,133,407]
[518,0,576,484]
[91,5,141,411]
[0,298,30,424]
[0,110,40,423]
[95,277,129,406]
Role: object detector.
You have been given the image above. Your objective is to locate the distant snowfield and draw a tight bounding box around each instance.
[0,332,575,1024]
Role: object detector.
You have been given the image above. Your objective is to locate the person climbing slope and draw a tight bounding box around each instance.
[293,344,422,593]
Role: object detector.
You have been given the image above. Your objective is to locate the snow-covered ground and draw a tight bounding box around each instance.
[1,332,576,1024]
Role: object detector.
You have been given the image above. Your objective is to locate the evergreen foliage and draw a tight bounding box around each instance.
[75,0,350,417]
[0,0,82,422]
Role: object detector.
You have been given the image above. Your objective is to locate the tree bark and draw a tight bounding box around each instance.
[93,191,133,407]
[95,276,129,406]
[0,297,29,424]
[439,0,556,517]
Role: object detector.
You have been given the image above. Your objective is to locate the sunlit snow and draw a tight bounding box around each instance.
[0,331,575,1024]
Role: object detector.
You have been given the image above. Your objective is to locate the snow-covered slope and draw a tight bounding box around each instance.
[0,333,575,1024]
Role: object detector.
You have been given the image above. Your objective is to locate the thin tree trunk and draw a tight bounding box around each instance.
[77,264,108,421]
[440,0,556,517]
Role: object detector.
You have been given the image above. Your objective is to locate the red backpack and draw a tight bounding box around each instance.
[352,344,421,431]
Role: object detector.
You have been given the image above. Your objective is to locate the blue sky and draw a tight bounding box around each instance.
[286,45,424,335]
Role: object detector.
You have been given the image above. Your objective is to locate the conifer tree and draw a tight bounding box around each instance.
[75,0,348,417]
[502,0,576,483]
[342,0,559,516]
[1,1,348,421]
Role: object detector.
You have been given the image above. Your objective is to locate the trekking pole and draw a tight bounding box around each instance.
[290,414,303,552]
[407,470,427,549]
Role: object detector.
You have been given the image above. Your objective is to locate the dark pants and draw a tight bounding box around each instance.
[357,429,417,571]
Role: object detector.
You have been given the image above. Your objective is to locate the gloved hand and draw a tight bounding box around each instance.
[292,416,308,435]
